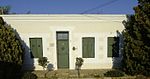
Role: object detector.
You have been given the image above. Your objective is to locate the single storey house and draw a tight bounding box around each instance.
[0,14,126,70]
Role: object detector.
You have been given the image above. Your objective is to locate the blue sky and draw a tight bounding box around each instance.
[0,0,138,14]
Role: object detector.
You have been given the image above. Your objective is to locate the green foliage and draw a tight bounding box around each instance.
[0,17,24,65]
[75,57,84,70]
[38,57,49,70]
[104,70,124,77]
[0,6,11,14]
[0,17,24,79]
[122,0,150,76]
[75,57,84,78]
[22,72,37,79]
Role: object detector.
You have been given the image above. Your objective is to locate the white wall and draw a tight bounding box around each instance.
[0,14,126,70]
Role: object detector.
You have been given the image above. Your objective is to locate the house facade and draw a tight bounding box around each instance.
[1,14,126,70]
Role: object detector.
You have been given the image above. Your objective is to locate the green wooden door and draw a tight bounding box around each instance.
[57,32,69,68]
[30,38,43,58]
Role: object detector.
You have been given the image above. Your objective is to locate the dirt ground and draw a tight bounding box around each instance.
[31,69,141,79]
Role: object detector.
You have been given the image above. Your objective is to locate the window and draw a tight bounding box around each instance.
[82,37,95,58]
[57,32,69,40]
[29,38,43,58]
[107,37,119,57]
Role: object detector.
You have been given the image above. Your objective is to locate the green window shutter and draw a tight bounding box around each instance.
[36,38,43,58]
[82,37,95,58]
[30,38,37,58]
[29,38,43,58]
[108,37,114,57]
[107,37,119,57]
[82,38,88,58]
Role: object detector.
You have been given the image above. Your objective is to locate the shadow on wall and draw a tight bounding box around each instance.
[112,30,123,69]
[0,17,35,79]
[15,29,55,71]
[0,61,23,79]
[14,30,35,71]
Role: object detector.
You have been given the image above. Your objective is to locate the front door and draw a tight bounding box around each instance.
[57,32,69,69]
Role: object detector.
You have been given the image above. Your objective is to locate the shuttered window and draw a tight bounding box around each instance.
[82,37,95,58]
[107,37,119,57]
[29,38,43,58]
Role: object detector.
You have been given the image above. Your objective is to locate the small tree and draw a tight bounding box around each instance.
[38,57,49,70]
[38,57,49,78]
[75,57,84,78]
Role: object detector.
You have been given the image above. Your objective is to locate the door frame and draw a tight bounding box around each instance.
[56,31,69,69]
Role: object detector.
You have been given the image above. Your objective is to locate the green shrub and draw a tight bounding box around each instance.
[143,71,150,77]
[38,57,49,70]
[75,57,84,70]
[22,72,37,79]
[75,57,84,78]
[104,70,124,77]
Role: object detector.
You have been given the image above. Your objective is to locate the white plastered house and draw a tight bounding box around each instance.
[0,14,126,70]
